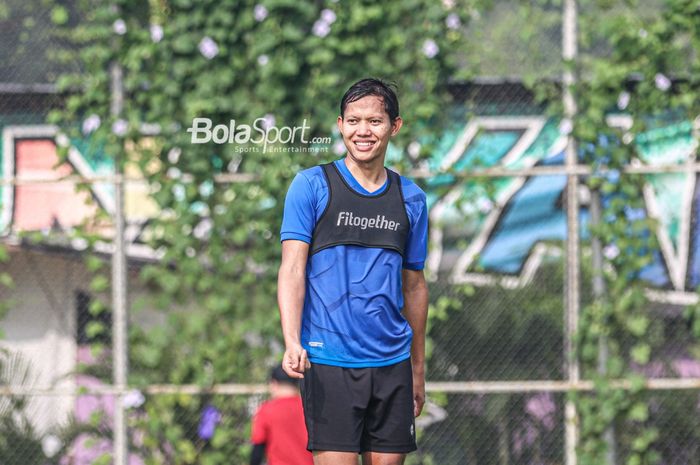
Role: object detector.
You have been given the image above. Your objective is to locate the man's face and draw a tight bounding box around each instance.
[337,95,402,165]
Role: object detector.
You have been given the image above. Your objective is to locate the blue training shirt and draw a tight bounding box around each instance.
[280,158,428,368]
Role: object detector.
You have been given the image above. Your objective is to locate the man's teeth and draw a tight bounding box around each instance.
[356,142,374,146]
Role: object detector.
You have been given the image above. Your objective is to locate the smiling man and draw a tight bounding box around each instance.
[277,78,429,465]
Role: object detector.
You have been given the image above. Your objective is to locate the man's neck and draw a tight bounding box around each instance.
[343,156,387,192]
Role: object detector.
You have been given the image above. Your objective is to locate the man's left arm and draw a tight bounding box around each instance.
[402,268,429,417]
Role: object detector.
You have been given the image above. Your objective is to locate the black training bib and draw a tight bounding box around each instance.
[309,162,410,256]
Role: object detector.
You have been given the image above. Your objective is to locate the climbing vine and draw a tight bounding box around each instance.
[573,1,700,464]
[50,0,481,463]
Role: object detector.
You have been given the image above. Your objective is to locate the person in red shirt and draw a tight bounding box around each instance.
[250,366,314,465]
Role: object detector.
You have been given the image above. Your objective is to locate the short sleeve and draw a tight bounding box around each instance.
[403,188,428,270]
[280,173,316,243]
[250,405,268,445]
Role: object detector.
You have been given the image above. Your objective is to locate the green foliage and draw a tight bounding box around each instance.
[572,1,700,464]
[0,350,47,465]
[52,0,482,462]
[0,415,45,465]
[0,244,14,338]
[425,263,565,463]
[429,263,564,381]
[132,394,250,465]
[44,0,700,463]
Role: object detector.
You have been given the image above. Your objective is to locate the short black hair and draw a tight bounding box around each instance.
[340,78,400,121]
[270,365,298,387]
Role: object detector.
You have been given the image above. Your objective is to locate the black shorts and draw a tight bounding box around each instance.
[300,357,417,454]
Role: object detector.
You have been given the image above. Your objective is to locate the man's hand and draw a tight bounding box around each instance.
[413,368,425,417]
[403,268,429,417]
[278,240,310,379]
[282,343,311,379]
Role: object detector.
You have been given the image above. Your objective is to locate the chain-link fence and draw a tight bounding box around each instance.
[2,155,699,464]
[3,1,700,465]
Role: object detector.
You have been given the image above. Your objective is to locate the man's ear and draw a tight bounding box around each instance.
[337,115,343,133]
[391,116,403,136]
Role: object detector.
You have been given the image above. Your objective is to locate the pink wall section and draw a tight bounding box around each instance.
[67,347,144,465]
[13,139,98,232]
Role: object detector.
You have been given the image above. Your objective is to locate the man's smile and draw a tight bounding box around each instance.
[353,140,377,151]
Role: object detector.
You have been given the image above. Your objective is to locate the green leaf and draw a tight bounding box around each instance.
[92,453,112,465]
[51,6,69,25]
[626,315,649,336]
[176,439,197,464]
[85,321,105,339]
[85,254,104,272]
[628,401,649,422]
[90,275,110,293]
[89,299,106,316]
[630,344,651,364]
[0,273,14,289]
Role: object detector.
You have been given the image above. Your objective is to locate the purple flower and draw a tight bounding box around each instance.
[166,167,181,179]
[632,360,665,378]
[655,73,671,91]
[513,423,539,455]
[198,37,219,59]
[312,20,331,38]
[254,4,268,22]
[422,39,439,58]
[617,91,630,110]
[82,114,101,135]
[625,207,646,222]
[445,13,461,30]
[320,9,337,24]
[113,19,127,35]
[525,393,556,430]
[606,168,620,184]
[312,9,336,38]
[558,118,573,135]
[603,244,619,260]
[463,394,486,416]
[261,113,276,130]
[150,24,163,43]
[41,435,62,458]
[193,218,213,240]
[112,119,128,137]
[673,358,700,378]
[122,389,145,409]
[198,405,221,440]
[333,140,346,155]
[477,197,493,213]
[167,147,181,164]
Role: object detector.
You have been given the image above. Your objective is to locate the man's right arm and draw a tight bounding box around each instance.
[278,239,310,378]
[278,171,317,378]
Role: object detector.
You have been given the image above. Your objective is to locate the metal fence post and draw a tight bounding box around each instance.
[110,60,128,465]
[590,189,617,464]
[563,1,580,465]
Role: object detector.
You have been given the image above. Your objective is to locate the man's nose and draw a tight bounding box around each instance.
[356,121,371,136]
